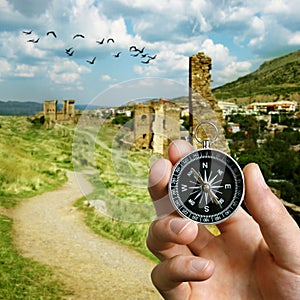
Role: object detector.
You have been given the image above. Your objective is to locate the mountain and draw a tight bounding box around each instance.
[0,101,104,116]
[0,101,43,116]
[212,49,300,104]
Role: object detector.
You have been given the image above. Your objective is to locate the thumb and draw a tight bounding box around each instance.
[243,163,300,269]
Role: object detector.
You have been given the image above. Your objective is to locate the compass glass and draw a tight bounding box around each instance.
[169,148,245,225]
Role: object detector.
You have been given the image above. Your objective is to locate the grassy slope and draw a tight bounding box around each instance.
[0,215,71,299]
[0,116,74,297]
[0,116,72,206]
[212,49,300,101]
[0,116,158,287]
[72,121,157,259]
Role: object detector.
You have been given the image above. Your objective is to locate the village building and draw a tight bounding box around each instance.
[217,101,239,118]
[247,100,297,114]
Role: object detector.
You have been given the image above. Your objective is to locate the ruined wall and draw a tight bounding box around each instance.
[43,99,76,123]
[189,52,229,153]
[133,99,181,155]
[151,100,181,156]
[133,102,154,150]
[43,100,58,121]
[62,100,75,119]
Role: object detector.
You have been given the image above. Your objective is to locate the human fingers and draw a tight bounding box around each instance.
[243,163,300,270]
[147,215,198,260]
[148,158,175,217]
[151,255,214,300]
[168,139,194,165]
[148,140,194,216]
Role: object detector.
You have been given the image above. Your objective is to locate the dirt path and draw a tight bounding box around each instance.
[12,172,161,300]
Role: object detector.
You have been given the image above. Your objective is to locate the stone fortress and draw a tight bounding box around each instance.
[132,99,181,155]
[132,51,229,155]
[39,51,228,155]
[43,99,76,122]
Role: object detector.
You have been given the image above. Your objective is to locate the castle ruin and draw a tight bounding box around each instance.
[132,99,181,155]
[43,100,76,122]
[189,52,229,153]
[132,52,229,155]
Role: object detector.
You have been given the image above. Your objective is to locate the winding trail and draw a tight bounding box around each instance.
[12,172,161,299]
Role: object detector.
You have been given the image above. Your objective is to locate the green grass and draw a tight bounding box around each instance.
[0,116,71,207]
[0,215,71,299]
[0,115,161,297]
[72,120,158,260]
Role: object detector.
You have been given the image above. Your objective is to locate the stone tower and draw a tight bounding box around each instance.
[133,102,153,150]
[151,100,181,155]
[43,100,58,121]
[62,100,75,119]
[189,52,229,153]
[133,99,181,155]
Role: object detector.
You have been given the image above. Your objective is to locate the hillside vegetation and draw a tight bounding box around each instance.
[212,49,300,103]
[0,117,71,206]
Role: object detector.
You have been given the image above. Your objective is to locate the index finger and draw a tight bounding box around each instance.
[148,140,194,216]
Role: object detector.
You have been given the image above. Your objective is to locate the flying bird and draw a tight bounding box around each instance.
[86,57,96,64]
[129,45,139,52]
[113,52,121,58]
[65,47,73,53]
[138,47,145,53]
[73,34,85,39]
[96,38,105,44]
[141,58,151,64]
[148,54,157,60]
[130,52,140,57]
[107,38,115,43]
[27,38,40,43]
[46,31,57,38]
[65,50,74,56]
[129,46,145,54]
[23,30,32,35]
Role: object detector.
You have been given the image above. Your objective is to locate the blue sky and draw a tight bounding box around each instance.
[0,0,300,106]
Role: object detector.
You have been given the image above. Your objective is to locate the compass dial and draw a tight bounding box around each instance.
[169,148,245,225]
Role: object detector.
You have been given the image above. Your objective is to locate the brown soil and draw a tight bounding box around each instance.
[10,172,161,299]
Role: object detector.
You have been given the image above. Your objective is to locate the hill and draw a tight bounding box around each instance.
[0,101,103,116]
[0,101,43,116]
[212,49,300,104]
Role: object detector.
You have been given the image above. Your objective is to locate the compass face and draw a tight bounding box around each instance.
[169,148,245,225]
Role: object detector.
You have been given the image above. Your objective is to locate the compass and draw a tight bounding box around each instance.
[169,121,245,225]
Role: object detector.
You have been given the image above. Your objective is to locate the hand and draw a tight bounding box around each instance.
[147,140,300,300]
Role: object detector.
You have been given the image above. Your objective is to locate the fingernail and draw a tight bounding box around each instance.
[255,164,268,190]
[148,159,168,188]
[172,140,192,156]
[191,258,210,272]
[170,218,192,235]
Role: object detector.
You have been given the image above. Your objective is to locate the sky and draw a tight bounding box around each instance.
[1,0,300,107]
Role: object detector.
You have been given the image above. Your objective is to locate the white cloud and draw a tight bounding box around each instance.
[200,39,252,86]
[48,58,90,87]
[101,74,112,81]
[0,58,12,80]
[14,64,40,78]
[288,32,300,45]
[1,0,300,102]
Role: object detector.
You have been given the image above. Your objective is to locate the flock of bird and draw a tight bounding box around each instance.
[22,30,158,65]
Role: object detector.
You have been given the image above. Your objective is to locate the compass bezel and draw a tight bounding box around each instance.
[169,148,245,225]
